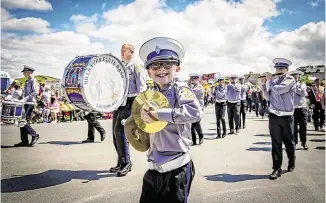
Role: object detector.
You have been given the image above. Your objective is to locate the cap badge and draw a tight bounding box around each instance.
[155,46,161,54]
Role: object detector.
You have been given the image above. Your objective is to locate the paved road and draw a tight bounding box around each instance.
[1,106,325,203]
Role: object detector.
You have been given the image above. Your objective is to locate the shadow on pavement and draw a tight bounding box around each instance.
[246,147,271,152]
[203,133,217,136]
[1,169,115,193]
[38,141,101,145]
[1,146,19,149]
[309,139,325,142]
[254,134,270,137]
[315,146,325,150]
[206,128,217,131]
[204,173,269,182]
[307,133,325,136]
[253,142,272,145]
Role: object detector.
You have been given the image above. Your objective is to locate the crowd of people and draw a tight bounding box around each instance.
[1,81,112,125]
[1,36,325,202]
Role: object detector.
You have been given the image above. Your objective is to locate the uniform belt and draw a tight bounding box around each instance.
[294,105,306,109]
[216,100,226,103]
[227,100,239,103]
[148,151,191,173]
[269,108,293,116]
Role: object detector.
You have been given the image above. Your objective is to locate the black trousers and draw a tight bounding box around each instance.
[140,161,195,203]
[260,102,267,117]
[85,112,106,141]
[239,100,247,128]
[312,103,325,129]
[293,108,307,144]
[20,104,37,144]
[254,102,259,116]
[227,102,240,131]
[269,113,295,170]
[246,98,252,112]
[191,121,203,144]
[112,97,134,165]
[215,102,226,134]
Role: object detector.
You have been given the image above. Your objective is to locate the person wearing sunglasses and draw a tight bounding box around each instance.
[138,37,202,203]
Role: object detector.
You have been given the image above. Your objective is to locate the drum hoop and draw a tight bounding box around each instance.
[63,54,129,112]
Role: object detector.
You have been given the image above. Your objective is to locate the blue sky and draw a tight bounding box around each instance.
[7,0,325,35]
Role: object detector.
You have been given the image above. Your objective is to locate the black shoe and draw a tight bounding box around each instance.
[235,130,239,134]
[315,127,319,131]
[302,143,309,150]
[192,142,197,146]
[228,130,234,135]
[288,162,295,172]
[29,134,40,147]
[199,138,204,144]
[109,165,121,173]
[216,134,221,139]
[222,131,226,138]
[14,142,29,147]
[82,138,94,143]
[101,133,106,142]
[117,162,132,177]
[269,169,282,180]
[243,125,246,129]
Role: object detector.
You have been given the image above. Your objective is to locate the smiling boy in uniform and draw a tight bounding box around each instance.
[138,37,202,203]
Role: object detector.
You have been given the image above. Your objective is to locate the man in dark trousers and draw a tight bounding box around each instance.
[226,75,241,134]
[239,76,248,129]
[189,73,205,145]
[290,70,308,150]
[15,65,40,147]
[261,58,296,180]
[110,44,147,177]
[213,76,227,138]
[308,79,325,131]
[82,112,106,143]
[252,88,260,117]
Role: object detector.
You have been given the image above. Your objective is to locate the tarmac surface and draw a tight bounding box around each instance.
[1,105,325,203]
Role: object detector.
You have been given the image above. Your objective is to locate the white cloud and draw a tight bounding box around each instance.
[102,3,106,10]
[1,8,12,21]
[2,0,53,11]
[70,14,99,35]
[1,32,105,78]
[2,0,325,81]
[1,8,51,33]
[309,0,323,7]
[273,0,282,3]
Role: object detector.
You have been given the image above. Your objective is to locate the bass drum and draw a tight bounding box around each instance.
[62,54,128,112]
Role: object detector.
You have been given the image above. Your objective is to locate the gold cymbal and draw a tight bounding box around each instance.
[124,117,150,152]
[132,90,170,133]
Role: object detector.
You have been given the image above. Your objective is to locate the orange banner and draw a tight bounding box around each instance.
[202,73,215,80]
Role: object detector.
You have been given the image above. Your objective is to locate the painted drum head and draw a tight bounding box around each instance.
[62,54,128,112]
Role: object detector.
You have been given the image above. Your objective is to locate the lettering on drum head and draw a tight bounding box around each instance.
[82,54,127,112]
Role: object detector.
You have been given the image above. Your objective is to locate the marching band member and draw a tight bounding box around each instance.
[239,76,248,129]
[308,78,325,131]
[15,66,40,147]
[82,111,106,143]
[110,44,147,177]
[261,58,296,180]
[226,75,241,134]
[138,37,202,202]
[213,76,227,138]
[189,73,205,145]
[290,70,308,150]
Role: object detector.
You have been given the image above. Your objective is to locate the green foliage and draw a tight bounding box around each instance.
[15,75,59,86]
